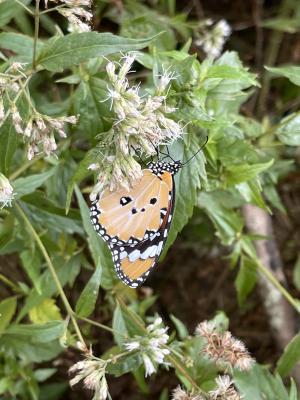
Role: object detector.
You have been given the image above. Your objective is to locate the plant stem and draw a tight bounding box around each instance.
[32,0,40,70]
[76,315,128,338]
[256,259,300,313]
[15,202,86,346]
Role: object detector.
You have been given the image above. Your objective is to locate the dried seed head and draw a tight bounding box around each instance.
[195,321,254,371]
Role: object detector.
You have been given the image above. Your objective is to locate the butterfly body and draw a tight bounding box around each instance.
[90,160,181,287]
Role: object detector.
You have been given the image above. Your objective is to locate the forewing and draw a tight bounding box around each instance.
[90,169,172,244]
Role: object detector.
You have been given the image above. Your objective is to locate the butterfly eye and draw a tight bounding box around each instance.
[120,196,132,206]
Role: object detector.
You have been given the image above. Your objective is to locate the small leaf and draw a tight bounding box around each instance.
[163,133,206,254]
[13,167,58,198]
[37,32,160,72]
[0,0,30,28]
[75,264,102,317]
[75,186,115,289]
[112,304,128,346]
[276,332,300,377]
[266,65,300,86]
[0,32,42,62]
[225,159,274,185]
[6,320,65,343]
[170,314,188,339]
[29,299,62,324]
[277,113,300,146]
[292,255,300,291]
[0,296,17,333]
[20,249,41,293]
[235,256,257,305]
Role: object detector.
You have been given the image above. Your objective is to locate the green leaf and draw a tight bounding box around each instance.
[199,192,243,245]
[0,122,18,175]
[66,149,99,214]
[262,18,300,33]
[112,304,128,346]
[276,332,300,377]
[75,264,102,317]
[266,65,300,86]
[170,314,188,339]
[0,32,42,62]
[292,255,300,291]
[106,348,143,376]
[29,298,62,324]
[0,377,12,395]
[13,167,58,198]
[36,32,159,72]
[1,335,63,363]
[163,133,206,254]
[0,296,17,333]
[75,186,115,289]
[235,256,257,305]
[235,364,291,400]
[17,256,81,320]
[6,320,65,343]
[277,113,300,146]
[0,0,30,28]
[225,159,274,185]
[236,180,268,210]
[20,249,41,293]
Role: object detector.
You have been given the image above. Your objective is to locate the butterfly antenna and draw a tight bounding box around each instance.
[131,145,146,167]
[181,136,208,166]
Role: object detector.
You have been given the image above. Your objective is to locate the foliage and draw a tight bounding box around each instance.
[0,0,300,399]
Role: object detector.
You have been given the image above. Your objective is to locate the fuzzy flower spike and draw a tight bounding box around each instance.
[0,173,15,208]
[196,321,254,371]
[90,54,183,200]
[69,352,109,400]
[124,316,170,377]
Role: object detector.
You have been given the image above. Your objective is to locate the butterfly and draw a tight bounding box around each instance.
[90,140,206,288]
[90,159,181,288]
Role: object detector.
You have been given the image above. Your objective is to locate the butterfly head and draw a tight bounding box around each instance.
[148,160,182,176]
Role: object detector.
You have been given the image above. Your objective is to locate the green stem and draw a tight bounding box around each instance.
[15,203,86,346]
[40,4,65,14]
[256,260,300,313]
[32,0,40,70]
[75,315,128,338]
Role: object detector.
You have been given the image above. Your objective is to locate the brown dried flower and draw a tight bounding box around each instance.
[196,321,254,371]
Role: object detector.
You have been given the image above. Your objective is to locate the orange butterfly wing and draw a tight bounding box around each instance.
[90,162,178,287]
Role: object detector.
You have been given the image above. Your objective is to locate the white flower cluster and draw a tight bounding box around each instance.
[47,0,92,32]
[0,61,77,160]
[69,357,108,400]
[0,173,15,209]
[195,19,231,59]
[24,114,77,160]
[124,316,170,377]
[90,54,183,198]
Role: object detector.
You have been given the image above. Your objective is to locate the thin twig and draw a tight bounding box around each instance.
[15,202,86,346]
[32,0,40,70]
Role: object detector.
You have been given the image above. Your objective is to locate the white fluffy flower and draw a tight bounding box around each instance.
[195,19,231,59]
[123,316,170,378]
[0,173,15,208]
